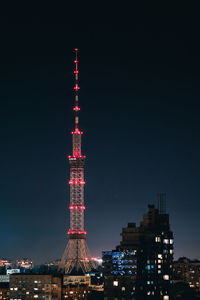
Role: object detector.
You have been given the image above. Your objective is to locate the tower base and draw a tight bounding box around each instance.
[60,238,96,274]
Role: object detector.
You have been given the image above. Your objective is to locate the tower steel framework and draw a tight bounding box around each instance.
[60,49,96,274]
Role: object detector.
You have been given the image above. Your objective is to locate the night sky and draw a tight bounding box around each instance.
[0,3,200,264]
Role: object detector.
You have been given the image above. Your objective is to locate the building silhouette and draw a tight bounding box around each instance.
[103,203,173,300]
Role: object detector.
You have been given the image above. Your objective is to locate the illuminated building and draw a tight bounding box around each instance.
[103,202,173,300]
[60,49,95,274]
[0,260,13,270]
[9,274,61,299]
[173,257,200,292]
[16,259,33,269]
[103,250,137,299]
[62,275,91,299]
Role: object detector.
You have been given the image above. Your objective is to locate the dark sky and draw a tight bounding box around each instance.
[0,3,200,264]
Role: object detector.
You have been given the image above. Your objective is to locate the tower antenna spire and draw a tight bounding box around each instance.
[73,48,80,131]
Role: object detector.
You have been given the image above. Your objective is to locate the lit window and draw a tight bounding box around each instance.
[158,254,162,259]
[113,281,118,287]
[155,236,161,242]
[163,275,169,280]
[121,287,125,291]
[163,239,169,244]
[163,296,169,300]
[170,239,173,244]
[170,249,173,254]
[158,270,161,274]
[158,259,162,263]
[147,281,150,285]
[34,296,38,299]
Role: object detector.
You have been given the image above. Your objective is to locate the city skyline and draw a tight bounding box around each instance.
[0,3,200,264]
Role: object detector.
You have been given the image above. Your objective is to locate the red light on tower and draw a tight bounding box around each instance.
[73,106,80,111]
[74,84,80,91]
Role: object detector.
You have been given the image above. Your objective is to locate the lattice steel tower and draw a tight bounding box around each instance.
[60,49,96,274]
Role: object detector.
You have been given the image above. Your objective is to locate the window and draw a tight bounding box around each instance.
[163,296,169,300]
[155,236,161,242]
[163,275,169,280]
[113,281,118,287]
[158,254,162,259]
[121,287,125,291]
[163,239,169,244]
[170,239,173,244]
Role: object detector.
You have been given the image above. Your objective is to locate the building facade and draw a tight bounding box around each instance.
[103,204,174,300]
[9,274,61,300]
[173,257,200,292]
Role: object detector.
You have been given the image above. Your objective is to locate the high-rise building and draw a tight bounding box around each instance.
[103,203,174,300]
[9,274,61,300]
[60,49,95,274]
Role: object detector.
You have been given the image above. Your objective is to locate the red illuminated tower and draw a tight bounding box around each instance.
[60,49,96,274]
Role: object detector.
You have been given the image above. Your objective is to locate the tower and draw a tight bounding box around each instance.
[60,49,96,274]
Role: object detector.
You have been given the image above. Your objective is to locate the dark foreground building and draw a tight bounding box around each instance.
[103,203,174,300]
[0,282,9,300]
